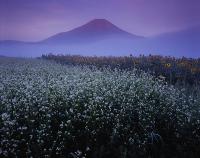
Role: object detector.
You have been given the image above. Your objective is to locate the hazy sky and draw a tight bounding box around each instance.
[0,0,200,41]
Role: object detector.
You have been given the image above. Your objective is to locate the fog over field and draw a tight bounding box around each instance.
[1,19,200,58]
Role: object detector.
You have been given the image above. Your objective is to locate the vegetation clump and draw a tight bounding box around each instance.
[42,54,200,87]
[0,57,200,157]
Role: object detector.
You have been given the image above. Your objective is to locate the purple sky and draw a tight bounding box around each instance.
[0,0,200,41]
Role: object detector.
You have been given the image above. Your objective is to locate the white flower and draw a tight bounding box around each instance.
[1,113,10,121]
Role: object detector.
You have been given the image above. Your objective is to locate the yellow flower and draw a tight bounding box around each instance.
[191,68,198,74]
[165,63,171,68]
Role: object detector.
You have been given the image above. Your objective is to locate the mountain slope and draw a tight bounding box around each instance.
[140,26,200,57]
[42,19,143,44]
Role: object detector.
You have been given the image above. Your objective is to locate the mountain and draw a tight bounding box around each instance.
[0,20,199,57]
[42,19,142,44]
[138,26,200,57]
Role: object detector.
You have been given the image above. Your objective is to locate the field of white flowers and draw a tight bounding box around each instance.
[0,57,200,158]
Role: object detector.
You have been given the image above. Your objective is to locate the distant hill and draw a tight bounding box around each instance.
[145,26,200,57]
[0,20,199,57]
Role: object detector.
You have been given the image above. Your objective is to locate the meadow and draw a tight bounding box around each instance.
[42,54,200,86]
[0,56,200,158]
